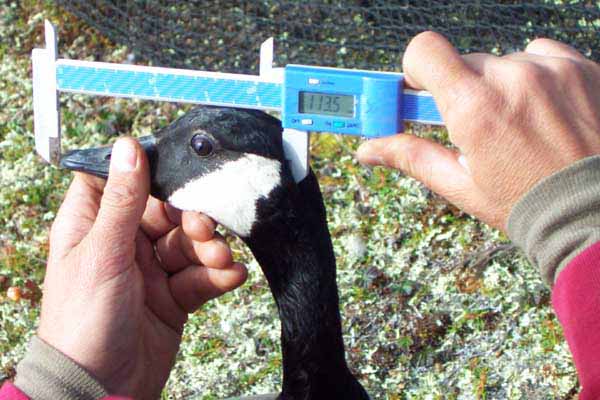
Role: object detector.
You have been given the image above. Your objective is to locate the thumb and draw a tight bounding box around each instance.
[356,134,475,209]
[91,138,150,252]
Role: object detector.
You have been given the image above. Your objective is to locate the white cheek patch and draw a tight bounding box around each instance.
[167,154,282,237]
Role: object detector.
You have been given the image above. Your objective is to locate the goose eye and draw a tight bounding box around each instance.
[191,134,214,157]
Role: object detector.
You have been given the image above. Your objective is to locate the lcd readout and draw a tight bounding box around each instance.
[299,92,354,117]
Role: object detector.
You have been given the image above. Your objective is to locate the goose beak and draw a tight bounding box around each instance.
[59,135,157,179]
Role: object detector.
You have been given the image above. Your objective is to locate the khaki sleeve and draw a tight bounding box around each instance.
[14,336,108,400]
[508,155,600,285]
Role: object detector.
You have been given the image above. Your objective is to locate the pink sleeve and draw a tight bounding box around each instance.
[552,240,600,399]
[0,382,29,400]
[0,381,130,400]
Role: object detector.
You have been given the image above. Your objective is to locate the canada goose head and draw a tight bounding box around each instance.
[60,106,293,238]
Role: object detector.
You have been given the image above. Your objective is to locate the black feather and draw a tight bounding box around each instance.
[153,106,370,399]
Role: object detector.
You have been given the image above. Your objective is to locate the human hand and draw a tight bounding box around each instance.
[357,33,600,230]
[38,138,248,398]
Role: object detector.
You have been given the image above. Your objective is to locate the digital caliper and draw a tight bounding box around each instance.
[32,20,443,182]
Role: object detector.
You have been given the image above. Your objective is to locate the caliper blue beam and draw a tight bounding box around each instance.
[402,90,442,124]
[56,61,282,110]
[55,60,443,135]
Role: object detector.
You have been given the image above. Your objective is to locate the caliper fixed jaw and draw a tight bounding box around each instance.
[32,20,60,165]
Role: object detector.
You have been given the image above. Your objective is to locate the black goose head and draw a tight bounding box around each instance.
[60,106,292,237]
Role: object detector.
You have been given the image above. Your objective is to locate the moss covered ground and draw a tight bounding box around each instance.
[0,2,578,399]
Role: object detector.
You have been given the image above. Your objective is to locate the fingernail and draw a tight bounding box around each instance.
[357,144,384,166]
[111,139,137,172]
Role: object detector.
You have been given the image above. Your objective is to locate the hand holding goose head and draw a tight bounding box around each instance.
[60,106,369,399]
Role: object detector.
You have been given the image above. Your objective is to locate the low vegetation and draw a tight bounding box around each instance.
[0,2,578,399]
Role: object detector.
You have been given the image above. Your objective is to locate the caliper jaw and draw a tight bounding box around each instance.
[259,38,310,183]
[32,20,61,165]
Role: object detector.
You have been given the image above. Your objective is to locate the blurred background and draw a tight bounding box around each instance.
[1,1,598,399]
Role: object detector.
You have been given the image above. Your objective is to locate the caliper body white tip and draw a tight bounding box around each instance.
[282,128,310,182]
[260,37,285,84]
[32,20,60,164]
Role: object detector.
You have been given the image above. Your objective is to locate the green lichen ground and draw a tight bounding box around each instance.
[0,2,578,399]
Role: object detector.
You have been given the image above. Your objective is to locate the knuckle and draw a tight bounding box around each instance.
[512,62,547,88]
[222,266,247,292]
[501,63,549,108]
[194,214,216,241]
[102,182,139,210]
[404,31,445,65]
[102,250,132,270]
[410,31,445,49]
[550,57,582,77]
[456,83,488,113]
[445,81,493,132]
[87,235,132,270]
[397,140,424,176]
[525,38,552,53]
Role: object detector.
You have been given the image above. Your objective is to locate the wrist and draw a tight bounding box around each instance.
[14,336,108,400]
[507,155,600,285]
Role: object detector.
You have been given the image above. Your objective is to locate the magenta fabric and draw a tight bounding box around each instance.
[0,383,28,400]
[552,240,600,399]
[0,381,130,400]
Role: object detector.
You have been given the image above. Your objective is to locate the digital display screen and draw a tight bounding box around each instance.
[298,92,354,117]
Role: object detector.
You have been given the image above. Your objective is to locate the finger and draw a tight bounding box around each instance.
[164,203,182,225]
[49,174,104,259]
[141,197,177,240]
[89,138,150,267]
[356,134,475,207]
[169,263,248,313]
[155,227,233,273]
[181,211,217,242]
[402,31,480,114]
[526,38,587,61]
[135,232,187,333]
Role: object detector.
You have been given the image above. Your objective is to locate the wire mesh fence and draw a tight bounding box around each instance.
[56,1,600,73]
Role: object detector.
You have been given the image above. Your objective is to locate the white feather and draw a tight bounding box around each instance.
[168,154,282,237]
